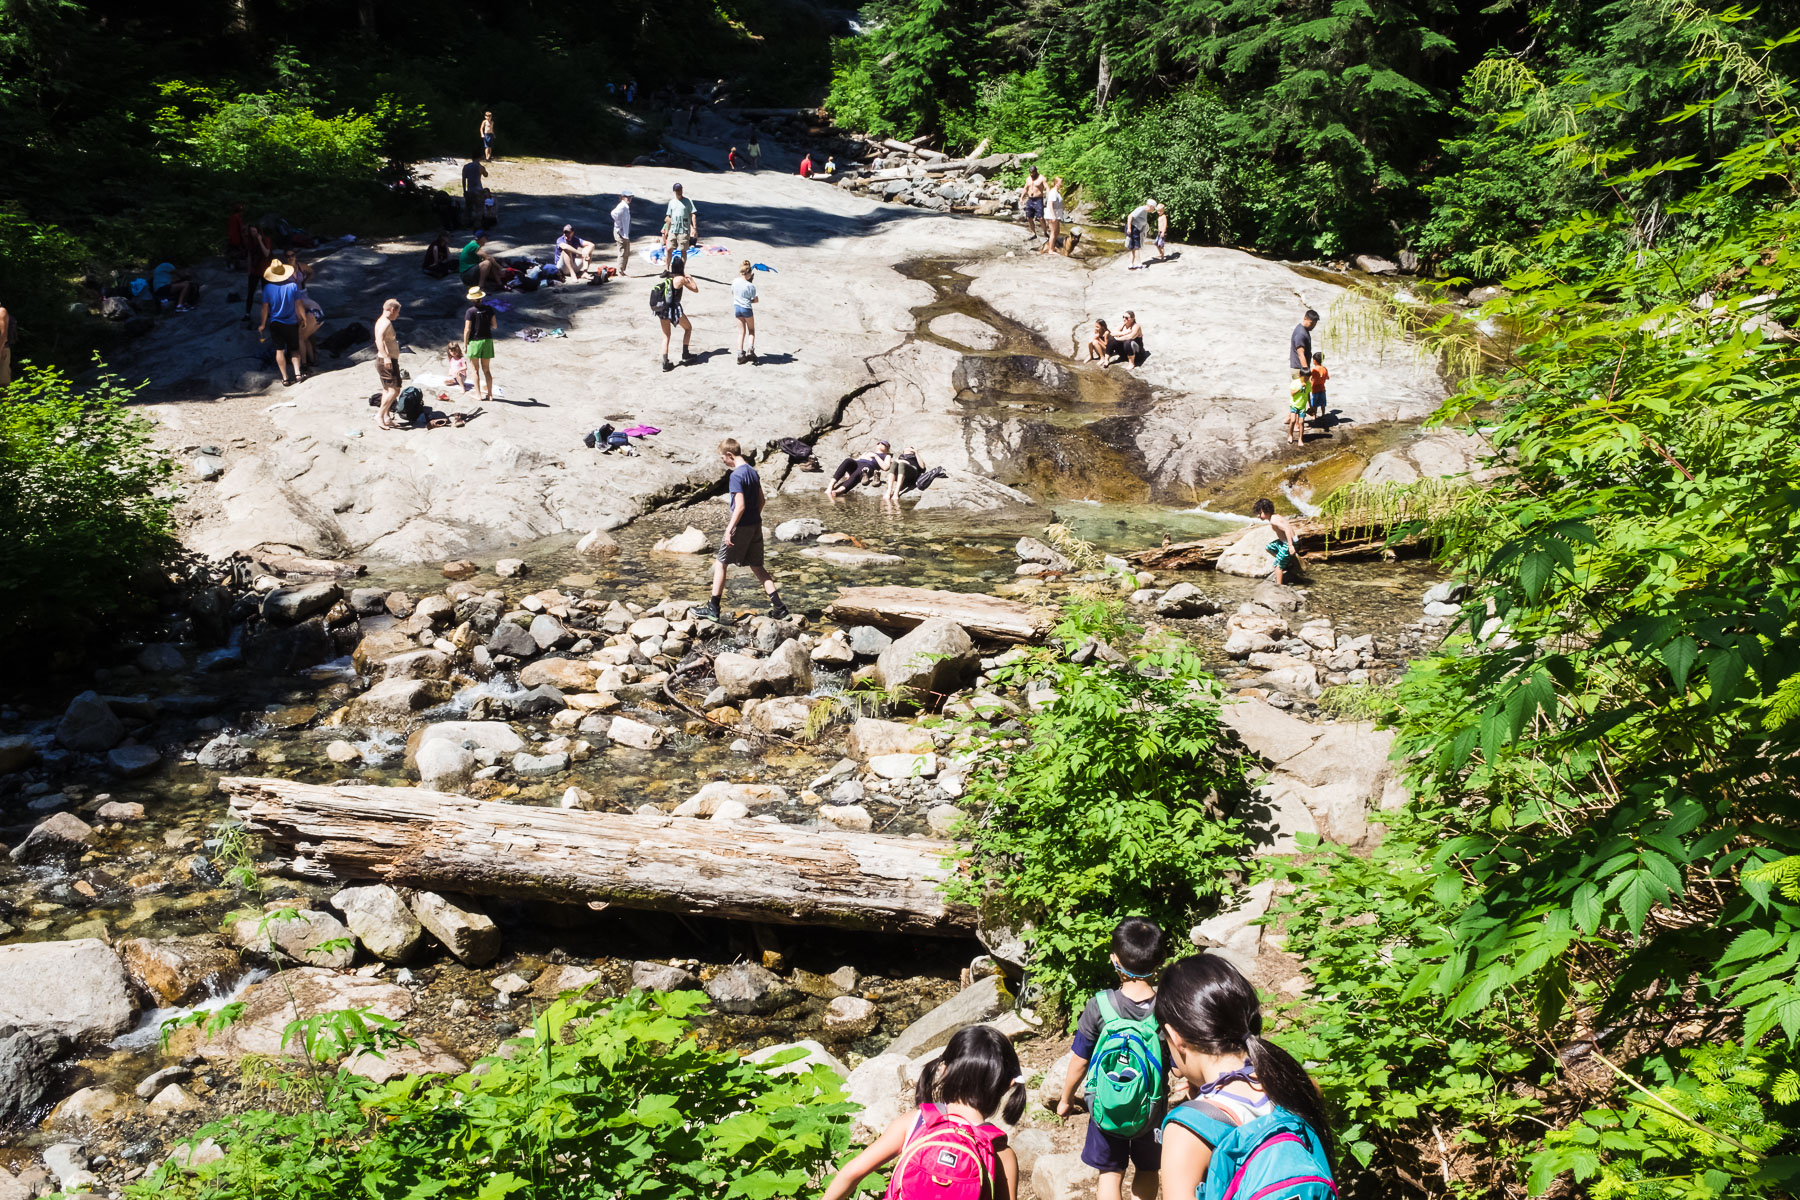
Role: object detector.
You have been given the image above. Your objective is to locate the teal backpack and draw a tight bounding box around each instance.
[1085,992,1164,1136]
[1163,1098,1337,1200]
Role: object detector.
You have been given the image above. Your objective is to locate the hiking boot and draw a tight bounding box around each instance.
[769,595,791,620]
[695,599,734,626]
[681,348,697,365]
[736,352,748,365]
[661,357,674,373]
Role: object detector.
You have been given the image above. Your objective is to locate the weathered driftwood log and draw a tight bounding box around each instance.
[249,549,366,578]
[1126,520,1417,571]
[221,778,976,937]
[827,587,1055,643]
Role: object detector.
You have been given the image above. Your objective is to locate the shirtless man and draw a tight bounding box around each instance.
[1020,166,1048,240]
[374,299,403,428]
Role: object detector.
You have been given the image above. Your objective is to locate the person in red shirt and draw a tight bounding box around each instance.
[728,146,740,171]
[798,153,814,178]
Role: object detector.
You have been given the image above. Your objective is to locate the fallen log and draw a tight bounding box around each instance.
[827,587,1055,643]
[1126,520,1419,571]
[222,778,976,937]
[880,137,947,161]
[248,549,366,578]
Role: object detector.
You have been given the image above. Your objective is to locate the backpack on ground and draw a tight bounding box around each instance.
[649,280,671,317]
[1086,991,1164,1137]
[885,1104,1004,1200]
[583,424,616,449]
[396,386,424,422]
[1162,1101,1336,1200]
[914,465,947,491]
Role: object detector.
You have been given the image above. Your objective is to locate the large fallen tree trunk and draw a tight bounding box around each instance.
[827,587,1055,643]
[1127,519,1420,571]
[222,778,976,937]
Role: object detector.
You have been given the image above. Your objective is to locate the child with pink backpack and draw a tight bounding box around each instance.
[821,1025,1026,1200]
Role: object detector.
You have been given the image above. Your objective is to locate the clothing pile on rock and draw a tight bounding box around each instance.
[583,423,662,456]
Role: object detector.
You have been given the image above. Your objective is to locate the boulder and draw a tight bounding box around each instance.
[747,695,816,736]
[746,1039,849,1080]
[848,626,893,657]
[1015,537,1073,571]
[1355,254,1400,275]
[817,803,873,831]
[1033,1153,1100,1200]
[45,1142,99,1192]
[1252,580,1304,612]
[1214,526,1277,578]
[353,627,422,673]
[330,885,425,962]
[608,715,666,750]
[1261,662,1321,698]
[1298,620,1337,652]
[926,804,964,837]
[9,811,96,864]
[381,649,452,681]
[496,558,527,578]
[885,975,1010,1059]
[674,781,791,818]
[0,734,37,775]
[196,732,255,770]
[529,614,573,650]
[344,1037,467,1082]
[822,995,879,1037]
[868,751,937,780]
[654,525,709,554]
[875,618,977,707]
[1220,698,1321,765]
[845,1053,910,1142]
[576,528,621,557]
[261,581,341,625]
[0,939,137,1043]
[811,630,855,665]
[107,743,162,778]
[413,721,525,762]
[512,750,569,775]
[117,936,241,1007]
[147,1083,203,1115]
[1155,582,1221,618]
[47,1085,134,1128]
[1012,1129,1059,1178]
[228,908,357,969]
[442,560,478,579]
[774,518,824,542]
[1190,879,1277,960]
[1224,629,1277,657]
[1035,1050,1077,1111]
[803,546,905,568]
[416,595,456,626]
[704,962,799,1014]
[416,739,477,791]
[714,639,814,701]
[404,890,501,965]
[632,961,701,992]
[846,717,933,759]
[96,800,145,821]
[519,657,598,691]
[347,678,451,724]
[530,964,603,999]
[0,1025,63,1123]
[198,968,412,1061]
[55,690,125,752]
[164,1138,225,1173]
[486,620,540,659]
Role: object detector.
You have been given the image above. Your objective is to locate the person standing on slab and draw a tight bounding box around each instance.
[480,111,496,162]
[611,190,634,276]
[1020,166,1048,240]
[374,299,403,428]
[663,182,698,258]
[258,259,304,387]
[463,287,498,401]
[697,438,789,624]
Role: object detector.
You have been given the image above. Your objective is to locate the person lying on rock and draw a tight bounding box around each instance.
[828,441,894,498]
[884,445,924,501]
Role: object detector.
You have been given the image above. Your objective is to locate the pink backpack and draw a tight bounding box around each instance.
[886,1104,1007,1200]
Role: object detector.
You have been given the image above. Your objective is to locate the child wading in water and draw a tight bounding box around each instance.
[1055,918,1171,1200]
[1285,374,1309,445]
[1308,352,1329,427]
[1156,955,1337,1200]
[821,1025,1024,1200]
[1253,498,1303,585]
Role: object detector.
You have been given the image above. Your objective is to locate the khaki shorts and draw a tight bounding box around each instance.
[716,523,766,569]
[377,358,402,389]
[667,229,692,255]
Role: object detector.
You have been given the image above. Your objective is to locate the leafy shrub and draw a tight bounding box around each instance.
[0,207,86,357]
[945,68,1081,154]
[136,989,853,1200]
[0,363,178,650]
[950,598,1250,1014]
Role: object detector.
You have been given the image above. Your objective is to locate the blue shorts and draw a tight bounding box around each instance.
[1126,229,1143,250]
[734,306,753,319]
[1267,541,1296,570]
[1309,390,1326,413]
[1081,1119,1162,1173]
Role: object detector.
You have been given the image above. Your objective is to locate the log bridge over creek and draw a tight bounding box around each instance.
[222,777,978,937]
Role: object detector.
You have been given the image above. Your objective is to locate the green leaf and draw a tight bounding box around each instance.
[1663,636,1699,691]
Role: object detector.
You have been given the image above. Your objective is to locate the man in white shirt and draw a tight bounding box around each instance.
[611,191,633,276]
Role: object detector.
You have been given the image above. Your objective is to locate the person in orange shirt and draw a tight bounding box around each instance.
[1307,352,1329,426]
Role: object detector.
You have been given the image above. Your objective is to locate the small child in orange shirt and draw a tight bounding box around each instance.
[1308,352,1329,424]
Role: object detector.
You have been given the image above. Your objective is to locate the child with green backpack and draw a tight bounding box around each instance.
[1054,918,1171,1200]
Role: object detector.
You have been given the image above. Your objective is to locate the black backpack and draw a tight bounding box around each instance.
[649,280,671,317]
[397,386,424,422]
[583,424,616,449]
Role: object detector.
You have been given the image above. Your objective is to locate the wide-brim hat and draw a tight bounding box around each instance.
[263,261,295,284]
[465,287,486,301]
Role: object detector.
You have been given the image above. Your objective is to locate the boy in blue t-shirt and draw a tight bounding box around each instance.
[1055,918,1171,1200]
[697,438,789,625]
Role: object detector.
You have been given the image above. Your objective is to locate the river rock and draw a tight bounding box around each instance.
[350,588,388,615]
[196,732,255,769]
[0,939,136,1043]
[1015,536,1073,570]
[486,620,540,660]
[262,581,341,625]
[381,649,452,681]
[405,890,500,965]
[529,614,573,650]
[629,616,671,640]
[494,683,566,717]
[1253,580,1303,612]
[344,1036,468,1082]
[56,690,125,752]
[331,885,425,962]
[47,1085,134,1128]
[107,743,161,777]
[577,528,621,557]
[1155,582,1220,617]
[352,627,421,673]
[775,518,824,542]
[512,750,569,774]
[230,907,356,969]
[810,630,855,664]
[875,618,977,707]
[801,545,904,568]
[1261,662,1320,697]
[608,715,665,750]
[43,1143,98,1192]
[495,558,527,578]
[442,560,477,579]
[10,811,95,864]
[415,594,456,626]
[675,781,789,817]
[413,721,525,764]
[417,739,477,791]
[746,1039,849,1080]
[199,968,412,1061]
[147,1082,203,1115]
[1010,1129,1058,1178]
[164,1138,225,1172]
[1190,878,1277,964]
[845,717,932,758]
[1423,580,1468,606]
[848,626,893,657]
[846,1053,910,1143]
[0,734,36,775]
[1215,527,1277,577]
[654,525,709,554]
[0,1025,62,1123]
[136,642,186,672]
[632,961,701,991]
[704,962,798,1014]
[926,804,965,837]
[1033,1153,1100,1200]
[822,995,879,1037]
[1220,697,1321,764]
[868,751,937,780]
[747,695,816,736]
[714,638,814,701]
[519,657,597,691]
[118,935,241,1007]
[1355,254,1399,275]
[347,678,451,724]
[886,974,1009,1059]
[1298,619,1337,652]
[385,591,416,617]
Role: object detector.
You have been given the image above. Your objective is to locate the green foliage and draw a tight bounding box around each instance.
[0,207,85,355]
[0,363,178,650]
[1314,682,1401,724]
[1530,1043,1800,1199]
[133,990,853,1200]
[949,598,1250,1013]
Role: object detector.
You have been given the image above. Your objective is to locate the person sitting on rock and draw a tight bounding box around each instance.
[884,445,924,500]
[556,223,595,282]
[422,233,455,278]
[829,440,893,498]
[1086,318,1119,365]
[1114,311,1146,367]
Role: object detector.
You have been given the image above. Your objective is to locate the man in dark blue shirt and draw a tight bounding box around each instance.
[698,438,789,624]
[1289,309,1318,378]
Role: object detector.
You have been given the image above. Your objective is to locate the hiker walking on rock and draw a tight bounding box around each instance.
[698,438,789,624]
[654,255,699,372]
[733,260,759,364]
[258,259,305,387]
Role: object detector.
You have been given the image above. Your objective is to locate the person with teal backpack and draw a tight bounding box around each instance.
[1157,956,1337,1200]
[1055,918,1171,1200]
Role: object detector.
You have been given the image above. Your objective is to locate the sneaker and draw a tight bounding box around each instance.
[737,352,748,365]
[681,348,696,365]
[661,358,675,372]
[695,599,734,625]
[769,596,791,620]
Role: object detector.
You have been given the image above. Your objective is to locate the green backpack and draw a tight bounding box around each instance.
[1086,992,1164,1136]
